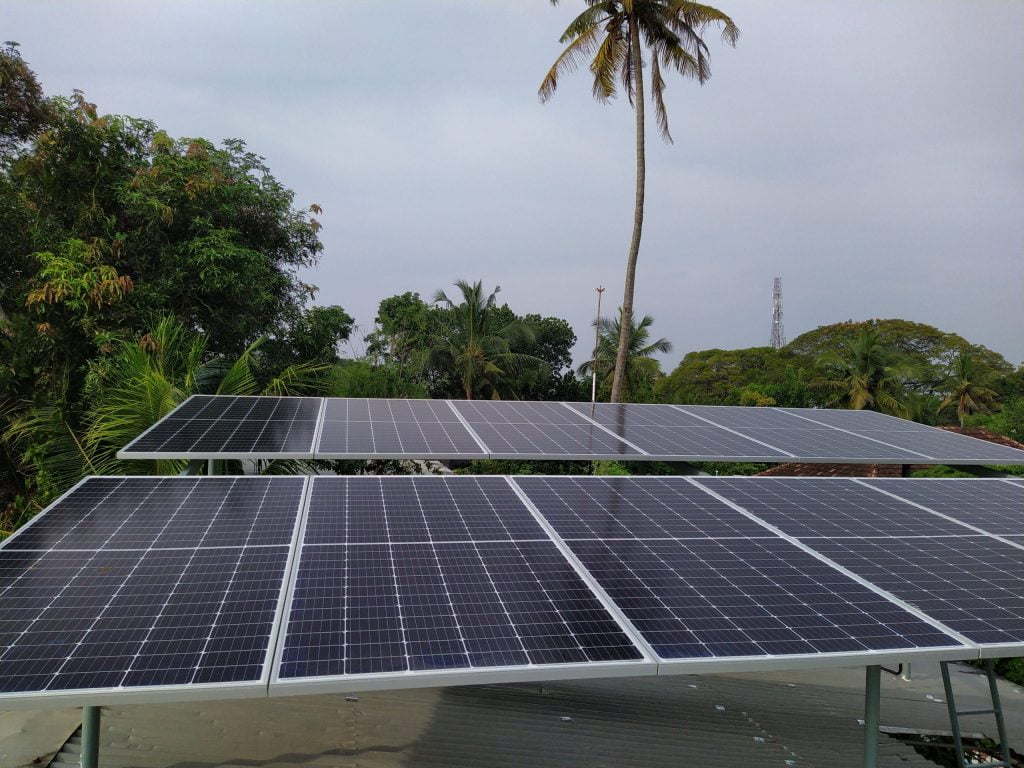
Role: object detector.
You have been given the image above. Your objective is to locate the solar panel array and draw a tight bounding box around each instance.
[7,474,1024,706]
[514,477,963,663]
[118,396,1024,465]
[0,477,305,702]
[698,477,1024,653]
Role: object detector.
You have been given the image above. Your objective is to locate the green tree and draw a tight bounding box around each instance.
[0,42,52,157]
[788,319,1011,393]
[657,346,811,405]
[814,329,919,416]
[540,1,737,402]
[579,311,671,402]
[428,281,542,400]
[4,316,329,515]
[938,351,999,426]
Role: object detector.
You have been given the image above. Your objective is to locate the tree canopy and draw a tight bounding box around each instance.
[0,47,350,513]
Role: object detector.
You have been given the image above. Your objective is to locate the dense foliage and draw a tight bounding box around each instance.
[0,47,350,513]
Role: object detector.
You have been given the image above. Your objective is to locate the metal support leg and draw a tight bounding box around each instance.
[81,706,100,768]
[940,661,967,767]
[864,665,881,768]
[207,459,215,476]
[984,659,1012,767]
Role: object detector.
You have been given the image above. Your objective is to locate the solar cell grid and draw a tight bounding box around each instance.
[317,399,485,458]
[566,403,709,428]
[675,406,808,431]
[120,396,321,458]
[855,429,1024,463]
[6,477,305,550]
[453,400,584,425]
[778,408,911,430]
[737,428,927,460]
[861,479,1024,538]
[278,538,644,681]
[513,477,771,540]
[806,536,1024,647]
[303,477,545,545]
[563,536,958,660]
[694,478,973,539]
[0,546,288,693]
[0,476,305,700]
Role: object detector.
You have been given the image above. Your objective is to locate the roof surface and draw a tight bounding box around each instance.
[6,663,1022,768]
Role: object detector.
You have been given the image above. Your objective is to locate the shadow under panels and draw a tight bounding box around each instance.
[315,398,486,459]
[0,476,306,706]
[513,476,967,669]
[698,477,1024,655]
[118,395,323,460]
[450,401,642,460]
[273,476,648,694]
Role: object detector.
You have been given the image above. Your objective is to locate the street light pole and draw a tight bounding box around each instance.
[591,286,605,404]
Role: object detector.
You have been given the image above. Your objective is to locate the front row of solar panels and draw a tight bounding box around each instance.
[3,476,1024,706]
[118,395,1024,465]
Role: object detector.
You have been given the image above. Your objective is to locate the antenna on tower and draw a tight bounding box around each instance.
[771,277,785,349]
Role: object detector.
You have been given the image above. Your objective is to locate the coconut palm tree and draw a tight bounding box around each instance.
[4,316,329,507]
[540,0,738,403]
[938,351,999,426]
[814,329,919,417]
[428,281,543,400]
[578,311,672,402]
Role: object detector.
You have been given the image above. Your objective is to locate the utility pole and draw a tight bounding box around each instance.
[770,277,785,350]
[591,286,605,403]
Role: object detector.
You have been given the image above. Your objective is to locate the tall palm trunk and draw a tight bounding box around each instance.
[610,13,646,404]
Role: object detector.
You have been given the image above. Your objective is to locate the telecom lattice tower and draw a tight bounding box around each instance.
[770,277,785,349]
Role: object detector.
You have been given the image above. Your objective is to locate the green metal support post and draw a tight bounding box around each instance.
[864,665,881,768]
[81,705,100,768]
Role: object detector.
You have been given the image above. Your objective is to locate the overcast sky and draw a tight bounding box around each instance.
[7,1,1023,368]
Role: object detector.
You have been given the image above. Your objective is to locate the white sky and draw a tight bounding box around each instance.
[7,0,1024,367]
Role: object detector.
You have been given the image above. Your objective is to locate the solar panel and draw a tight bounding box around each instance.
[694,478,976,539]
[860,479,1024,538]
[0,476,306,704]
[806,536,1024,651]
[512,476,771,540]
[315,398,487,459]
[450,401,643,460]
[513,477,967,667]
[563,403,794,461]
[119,395,323,459]
[273,476,649,693]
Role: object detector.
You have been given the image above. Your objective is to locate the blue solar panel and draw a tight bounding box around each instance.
[513,476,770,540]
[860,478,1024,538]
[694,478,973,539]
[276,477,647,687]
[316,398,486,458]
[514,477,965,662]
[806,536,1024,647]
[565,536,957,659]
[0,477,305,701]
[119,396,322,459]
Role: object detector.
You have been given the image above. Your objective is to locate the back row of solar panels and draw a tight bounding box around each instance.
[118,396,1024,465]
[7,475,1024,707]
